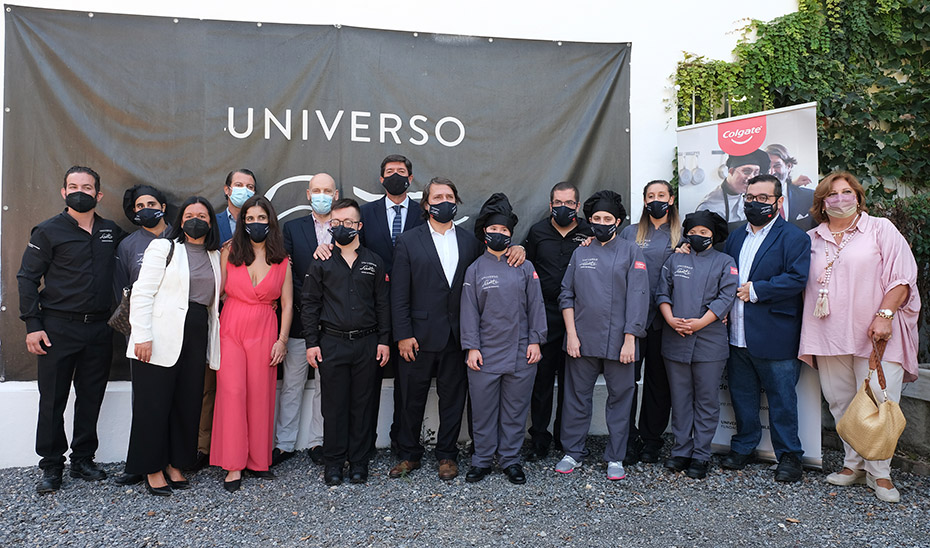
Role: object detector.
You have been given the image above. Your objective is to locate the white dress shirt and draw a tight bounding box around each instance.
[428,221,459,287]
[386,196,411,233]
[730,215,778,347]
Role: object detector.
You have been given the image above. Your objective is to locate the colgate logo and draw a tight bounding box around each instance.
[717,116,767,155]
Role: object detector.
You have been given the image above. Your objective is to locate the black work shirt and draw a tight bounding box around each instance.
[522,217,592,343]
[301,245,391,347]
[17,210,124,333]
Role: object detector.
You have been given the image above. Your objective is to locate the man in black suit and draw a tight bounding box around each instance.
[271,173,339,467]
[389,177,482,481]
[765,144,816,231]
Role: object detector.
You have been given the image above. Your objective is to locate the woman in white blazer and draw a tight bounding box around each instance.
[125,196,223,496]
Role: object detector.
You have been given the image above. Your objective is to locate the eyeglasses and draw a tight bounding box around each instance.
[744,193,779,203]
[330,219,360,228]
[551,200,578,208]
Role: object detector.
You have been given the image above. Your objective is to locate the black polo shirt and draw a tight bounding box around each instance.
[522,216,592,342]
[18,210,124,333]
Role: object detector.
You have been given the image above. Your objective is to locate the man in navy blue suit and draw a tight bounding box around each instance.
[215,168,257,243]
[271,173,339,467]
[765,144,816,231]
[721,174,810,483]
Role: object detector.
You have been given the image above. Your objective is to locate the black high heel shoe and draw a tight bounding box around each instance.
[144,476,172,497]
[223,472,241,493]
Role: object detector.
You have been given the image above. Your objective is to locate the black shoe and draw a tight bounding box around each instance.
[309,446,325,465]
[223,478,241,493]
[721,451,753,470]
[686,459,709,479]
[145,476,172,496]
[524,445,548,463]
[70,459,107,481]
[246,469,276,480]
[774,453,803,483]
[114,473,143,486]
[189,451,209,472]
[36,468,63,494]
[324,466,344,486]
[465,466,493,483]
[348,463,369,484]
[503,464,526,485]
[624,437,643,466]
[271,448,295,467]
[664,456,691,472]
[639,446,661,464]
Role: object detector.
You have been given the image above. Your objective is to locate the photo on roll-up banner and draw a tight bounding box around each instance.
[676,102,822,469]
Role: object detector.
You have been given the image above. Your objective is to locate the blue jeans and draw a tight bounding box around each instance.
[726,346,803,460]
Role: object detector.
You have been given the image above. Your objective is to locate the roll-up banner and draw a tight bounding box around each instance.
[677,102,822,468]
[0,6,630,380]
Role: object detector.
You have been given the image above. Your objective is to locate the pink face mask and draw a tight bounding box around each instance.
[824,193,858,219]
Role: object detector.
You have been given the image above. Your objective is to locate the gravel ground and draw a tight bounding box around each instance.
[1,437,928,548]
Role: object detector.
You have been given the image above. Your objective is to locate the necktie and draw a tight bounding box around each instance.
[391,204,403,245]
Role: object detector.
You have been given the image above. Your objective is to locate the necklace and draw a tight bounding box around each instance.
[828,213,860,236]
[813,228,857,318]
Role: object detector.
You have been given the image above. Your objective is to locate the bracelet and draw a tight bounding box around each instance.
[875,309,895,320]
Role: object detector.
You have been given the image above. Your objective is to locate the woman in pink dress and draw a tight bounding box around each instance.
[212,195,293,492]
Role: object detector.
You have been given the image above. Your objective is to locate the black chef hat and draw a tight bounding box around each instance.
[583,190,625,221]
[474,192,518,239]
[683,209,729,244]
[122,184,167,224]
[725,148,771,175]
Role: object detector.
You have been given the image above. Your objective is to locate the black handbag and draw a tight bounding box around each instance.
[108,240,175,336]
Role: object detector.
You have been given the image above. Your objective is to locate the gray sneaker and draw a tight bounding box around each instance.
[555,455,581,474]
[607,461,626,480]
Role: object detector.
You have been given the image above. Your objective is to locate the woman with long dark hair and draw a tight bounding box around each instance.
[126,196,222,496]
[211,195,293,492]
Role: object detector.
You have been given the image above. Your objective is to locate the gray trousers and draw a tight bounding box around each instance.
[467,366,535,469]
[560,356,634,463]
[665,358,727,460]
[274,338,323,452]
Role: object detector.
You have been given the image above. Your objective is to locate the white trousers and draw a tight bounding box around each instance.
[274,338,324,451]
[817,354,904,479]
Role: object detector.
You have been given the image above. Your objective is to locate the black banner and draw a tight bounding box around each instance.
[1,6,630,380]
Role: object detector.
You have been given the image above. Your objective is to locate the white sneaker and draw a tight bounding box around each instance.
[607,461,626,480]
[866,473,901,503]
[555,455,581,474]
[826,469,866,486]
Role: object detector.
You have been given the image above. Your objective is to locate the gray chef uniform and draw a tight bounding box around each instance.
[558,190,649,464]
[655,210,738,461]
[461,193,547,469]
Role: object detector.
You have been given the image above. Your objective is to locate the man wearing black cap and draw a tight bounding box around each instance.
[460,193,547,485]
[696,149,771,230]
[18,166,125,493]
[111,184,172,486]
[555,190,649,482]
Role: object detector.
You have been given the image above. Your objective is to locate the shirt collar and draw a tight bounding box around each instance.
[813,211,869,241]
[386,196,410,211]
[428,221,455,237]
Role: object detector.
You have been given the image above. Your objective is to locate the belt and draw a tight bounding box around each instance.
[320,324,378,341]
[42,309,110,323]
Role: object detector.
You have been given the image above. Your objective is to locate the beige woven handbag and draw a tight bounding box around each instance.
[835,339,906,461]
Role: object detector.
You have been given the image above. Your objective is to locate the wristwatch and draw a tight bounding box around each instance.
[876,309,895,320]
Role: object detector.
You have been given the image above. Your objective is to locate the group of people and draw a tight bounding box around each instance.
[17,154,919,504]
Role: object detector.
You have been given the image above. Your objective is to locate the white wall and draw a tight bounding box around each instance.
[0,1,800,467]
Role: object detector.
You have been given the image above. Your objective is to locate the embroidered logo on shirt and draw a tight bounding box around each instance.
[385,274,390,282]
[99,229,114,242]
[532,271,538,279]
[673,264,693,279]
[358,261,378,276]
[634,261,647,270]
[479,275,500,290]
[579,258,598,270]
[730,266,739,275]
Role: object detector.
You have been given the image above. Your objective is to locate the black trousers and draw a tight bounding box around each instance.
[126,304,207,475]
[397,334,466,462]
[368,345,403,456]
[527,339,566,451]
[632,325,670,450]
[35,316,112,470]
[319,332,378,466]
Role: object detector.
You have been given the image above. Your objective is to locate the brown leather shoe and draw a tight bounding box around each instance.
[438,459,458,481]
[388,460,421,479]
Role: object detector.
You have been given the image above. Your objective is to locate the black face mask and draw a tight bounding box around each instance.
[645,200,670,219]
[551,206,577,227]
[591,222,617,243]
[382,173,410,196]
[744,201,777,227]
[134,208,164,228]
[65,191,97,213]
[245,222,269,243]
[687,234,713,253]
[484,232,511,252]
[182,218,210,239]
[428,201,457,224]
[329,225,359,246]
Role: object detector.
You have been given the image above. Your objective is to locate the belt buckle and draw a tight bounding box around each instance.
[346,330,359,341]
[83,314,93,323]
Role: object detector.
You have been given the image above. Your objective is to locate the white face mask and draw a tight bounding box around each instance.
[229,186,254,208]
[310,194,333,215]
[824,194,858,219]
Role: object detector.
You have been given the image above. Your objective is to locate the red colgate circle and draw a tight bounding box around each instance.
[717,116,767,156]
